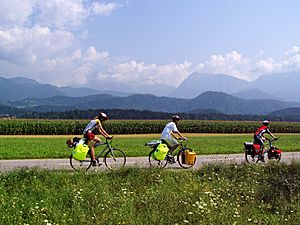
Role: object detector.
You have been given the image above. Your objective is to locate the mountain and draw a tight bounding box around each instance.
[0,77,63,101]
[231,88,280,100]
[269,107,300,119]
[253,71,300,102]
[87,79,176,97]
[0,76,130,101]
[173,73,250,98]
[7,91,300,115]
[175,71,300,101]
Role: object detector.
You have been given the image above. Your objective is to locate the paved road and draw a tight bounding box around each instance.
[1,152,300,172]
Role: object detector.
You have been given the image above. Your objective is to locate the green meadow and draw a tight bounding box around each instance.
[0,133,299,159]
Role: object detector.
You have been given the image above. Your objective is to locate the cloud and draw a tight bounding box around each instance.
[0,26,74,64]
[0,0,35,26]
[285,46,299,56]
[95,60,192,86]
[195,51,252,80]
[0,0,121,86]
[91,2,119,16]
[39,46,109,86]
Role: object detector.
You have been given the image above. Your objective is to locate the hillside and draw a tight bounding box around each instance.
[4,91,299,115]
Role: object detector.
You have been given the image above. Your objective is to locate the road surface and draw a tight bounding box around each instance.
[1,152,300,172]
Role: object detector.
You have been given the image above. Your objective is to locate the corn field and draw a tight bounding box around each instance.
[0,119,300,135]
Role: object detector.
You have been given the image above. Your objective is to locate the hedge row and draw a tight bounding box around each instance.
[0,119,300,135]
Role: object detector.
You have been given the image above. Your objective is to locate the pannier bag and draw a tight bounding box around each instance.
[153,143,169,160]
[72,143,90,160]
[184,150,196,165]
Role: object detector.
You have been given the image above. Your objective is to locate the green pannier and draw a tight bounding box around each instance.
[72,143,90,160]
[153,143,169,160]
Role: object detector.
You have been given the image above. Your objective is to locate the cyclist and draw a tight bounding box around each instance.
[253,120,277,162]
[161,115,187,160]
[83,112,112,166]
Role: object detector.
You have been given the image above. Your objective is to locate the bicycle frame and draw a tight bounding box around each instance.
[168,139,188,156]
[94,139,114,159]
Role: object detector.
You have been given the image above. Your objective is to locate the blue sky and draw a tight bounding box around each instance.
[1,0,300,88]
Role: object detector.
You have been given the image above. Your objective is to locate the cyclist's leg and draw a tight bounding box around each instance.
[162,138,178,155]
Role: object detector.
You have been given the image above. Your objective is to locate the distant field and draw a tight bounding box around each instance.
[0,133,300,160]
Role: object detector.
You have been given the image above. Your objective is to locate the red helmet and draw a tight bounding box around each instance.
[99,112,109,121]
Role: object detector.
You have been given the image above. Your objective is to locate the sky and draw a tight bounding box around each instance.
[1,0,300,88]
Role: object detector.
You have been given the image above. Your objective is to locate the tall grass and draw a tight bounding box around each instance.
[0,162,299,224]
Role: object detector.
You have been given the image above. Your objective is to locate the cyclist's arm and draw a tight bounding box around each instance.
[98,124,112,139]
[269,132,276,139]
[172,130,186,140]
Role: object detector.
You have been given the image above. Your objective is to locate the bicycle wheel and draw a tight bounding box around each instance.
[245,151,259,164]
[148,149,168,168]
[177,148,196,169]
[69,154,92,171]
[104,148,126,170]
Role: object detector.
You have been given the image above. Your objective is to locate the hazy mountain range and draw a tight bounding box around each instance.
[174,71,300,101]
[1,71,300,116]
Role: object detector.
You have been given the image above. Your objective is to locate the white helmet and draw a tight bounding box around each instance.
[262,120,270,126]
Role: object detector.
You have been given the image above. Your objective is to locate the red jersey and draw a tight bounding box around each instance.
[255,125,270,137]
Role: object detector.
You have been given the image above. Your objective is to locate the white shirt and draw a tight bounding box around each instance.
[83,119,101,134]
[161,122,178,139]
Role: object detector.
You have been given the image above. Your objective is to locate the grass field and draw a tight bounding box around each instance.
[0,133,300,160]
[0,163,299,224]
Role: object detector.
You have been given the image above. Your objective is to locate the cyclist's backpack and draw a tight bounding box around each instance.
[72,141,90,160]
[153,143,169,160]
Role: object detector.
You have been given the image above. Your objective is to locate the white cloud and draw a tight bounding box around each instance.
[83,47,109,62]
[285,46,299,56]
[195,51,252,80]
[0,0,121,86]
[39,46,109,86]
[95,60,192,86]
[0,0,35,27]
[0,26,74,64]
[91,2,119,16]
[256,57,282,74]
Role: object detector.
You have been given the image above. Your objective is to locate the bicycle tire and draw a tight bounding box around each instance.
[104,148,126,170]
[177,148,196,169]
[69,154,92,171]
[148,149,168,168]
[245,150,259,164]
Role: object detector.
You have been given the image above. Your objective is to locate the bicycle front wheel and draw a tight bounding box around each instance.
[104,148,126,170]
[177,148,196,169]
[69,154,92,171]
[148,149,168,168]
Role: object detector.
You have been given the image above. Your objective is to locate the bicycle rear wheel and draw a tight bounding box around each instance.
[69,154,92,171]
[148,149,168,168]
[245,151,259,164]
[177,148,196,169]
[104,148,126,170]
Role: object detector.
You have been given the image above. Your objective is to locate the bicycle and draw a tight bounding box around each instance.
[244,137,282,163]
[68,138,126,171]
[146,138,196,169]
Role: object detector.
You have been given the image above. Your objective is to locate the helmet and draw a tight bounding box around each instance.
[172,115,181,121]
[99,112,109,121]
[262,120,270,126]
